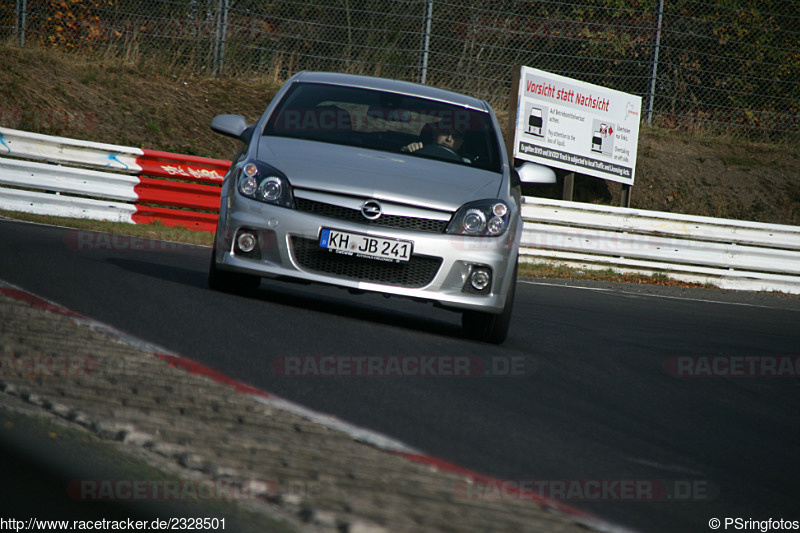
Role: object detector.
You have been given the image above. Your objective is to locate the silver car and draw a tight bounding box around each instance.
[208,71,554,343]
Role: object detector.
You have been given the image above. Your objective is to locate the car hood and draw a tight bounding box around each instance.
[256,137,503,212]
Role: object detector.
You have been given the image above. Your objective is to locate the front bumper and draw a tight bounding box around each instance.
[214,195,519,313]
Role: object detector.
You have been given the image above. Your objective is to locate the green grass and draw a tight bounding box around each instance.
[518,261,714,288]
[722,155,760,168]
[145,118,162,134]
[0,210,214,246]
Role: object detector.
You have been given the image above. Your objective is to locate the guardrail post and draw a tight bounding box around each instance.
[620,184,632,207]
[562,173,574,201]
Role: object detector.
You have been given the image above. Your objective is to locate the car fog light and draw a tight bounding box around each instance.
[470,268,491,291]
[237,232,257,253]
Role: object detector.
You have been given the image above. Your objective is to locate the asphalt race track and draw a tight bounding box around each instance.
[1,219,798,533]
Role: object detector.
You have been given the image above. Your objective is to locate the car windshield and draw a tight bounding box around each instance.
[263,82,502,173]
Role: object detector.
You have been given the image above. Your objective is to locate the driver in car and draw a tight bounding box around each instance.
[403,125,471,163]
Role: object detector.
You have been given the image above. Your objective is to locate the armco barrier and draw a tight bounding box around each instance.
[2,127,800,293]
[0,127,228,232]
[520,198,800,293]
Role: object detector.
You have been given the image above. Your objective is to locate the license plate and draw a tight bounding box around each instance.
[319,228,412,262]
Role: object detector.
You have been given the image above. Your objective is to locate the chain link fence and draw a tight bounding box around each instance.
[2,0,798,141]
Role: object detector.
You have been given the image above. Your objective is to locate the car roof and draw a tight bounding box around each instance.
[291,71,490,113]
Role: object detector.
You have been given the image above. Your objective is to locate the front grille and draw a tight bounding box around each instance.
[290,237,442,288]
[295,197,449,233]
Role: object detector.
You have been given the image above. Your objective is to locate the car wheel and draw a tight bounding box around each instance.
[462,264,517,344]
[208,244,260,293]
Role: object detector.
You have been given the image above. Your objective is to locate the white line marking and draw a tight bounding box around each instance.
[621,456,706,476]
[520,280,800,311]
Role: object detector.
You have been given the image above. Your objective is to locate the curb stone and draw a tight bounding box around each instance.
[0,282,626,533]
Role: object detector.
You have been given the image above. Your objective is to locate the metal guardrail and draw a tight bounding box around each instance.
[2,127,799,293]
[520,198,800,294]
[0,127,227,232]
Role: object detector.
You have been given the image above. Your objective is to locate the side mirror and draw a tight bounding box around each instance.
[515,162,556,184]
[211,114,250,141]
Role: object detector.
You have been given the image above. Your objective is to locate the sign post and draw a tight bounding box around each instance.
[511,66,642,193]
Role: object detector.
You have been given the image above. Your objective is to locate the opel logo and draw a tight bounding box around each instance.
[361,200,382,220]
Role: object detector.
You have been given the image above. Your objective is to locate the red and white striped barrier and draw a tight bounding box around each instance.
[0,127,230,233]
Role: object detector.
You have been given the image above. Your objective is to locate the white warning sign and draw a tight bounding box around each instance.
[513,66,642,186]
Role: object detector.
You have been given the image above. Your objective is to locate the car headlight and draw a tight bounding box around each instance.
[447,200,510,236]
[237,161,294,208]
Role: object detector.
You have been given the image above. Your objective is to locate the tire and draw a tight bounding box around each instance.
[462,264,517,344]
[208,245,260,293]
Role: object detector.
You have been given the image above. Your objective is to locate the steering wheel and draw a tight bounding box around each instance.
[415,143,462,162]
